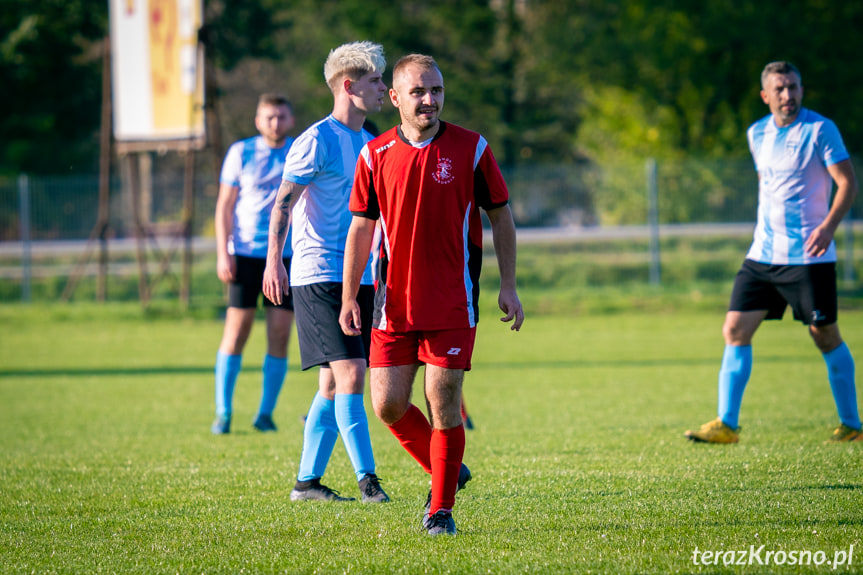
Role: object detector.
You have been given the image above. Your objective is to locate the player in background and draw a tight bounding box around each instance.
[340,54,524,535]
[263,41,389,503]
[685,61,860,444]
[212,94,296,435]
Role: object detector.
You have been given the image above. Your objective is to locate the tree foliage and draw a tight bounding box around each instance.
[3,0,862,215]
[0,0,107,175]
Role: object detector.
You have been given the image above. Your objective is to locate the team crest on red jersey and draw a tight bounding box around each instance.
[432,158,455,184]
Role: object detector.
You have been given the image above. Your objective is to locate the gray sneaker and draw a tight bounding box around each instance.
[422,463,472,528]
[425,510,456,536]
[358,473,390,503]
[211,416,230,435]
[290,479,356,502]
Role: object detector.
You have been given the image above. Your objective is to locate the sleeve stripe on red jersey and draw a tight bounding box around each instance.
[474,136,488,170]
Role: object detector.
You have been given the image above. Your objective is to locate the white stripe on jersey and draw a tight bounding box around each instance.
[745,108,849,265]
[461,201,476,327]
[283,115,375,286]
[220,135,293,258]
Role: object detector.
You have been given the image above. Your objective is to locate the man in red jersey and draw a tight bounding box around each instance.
[339,54,524,536]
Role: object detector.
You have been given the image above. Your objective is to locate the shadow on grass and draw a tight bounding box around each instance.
[1,355,806,378]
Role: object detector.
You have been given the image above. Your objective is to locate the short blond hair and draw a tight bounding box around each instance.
[392,54,440,87]
[323,41,386,93]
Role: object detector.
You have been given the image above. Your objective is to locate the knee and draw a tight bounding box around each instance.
[270,330,290,349]
[810,325,843,353]
[372,394,407,426]
[722,321,748,346]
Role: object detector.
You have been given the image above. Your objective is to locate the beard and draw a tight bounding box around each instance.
[778,101,799,119]
[411,107,439,130]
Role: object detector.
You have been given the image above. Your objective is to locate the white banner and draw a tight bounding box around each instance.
[109,0,205,144]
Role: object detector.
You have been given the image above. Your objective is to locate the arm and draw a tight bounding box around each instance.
[339,216,376,336]
[214,183,239,284]
[262,180,306,305]
[486,204,524,331]
[805,159,859,257]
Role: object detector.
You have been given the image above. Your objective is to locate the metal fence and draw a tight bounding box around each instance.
[1,157,861,300]
[2,157,862,241]
[0,173,219,243]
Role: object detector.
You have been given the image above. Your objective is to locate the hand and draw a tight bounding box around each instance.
[262,260,289,306]
[339,299,363,336]
[498,287,524,331]
[216,253,235,284]
[804,224,834,258]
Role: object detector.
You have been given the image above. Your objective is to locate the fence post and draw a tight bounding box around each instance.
[646,158,660,285]
[18,173,32,303]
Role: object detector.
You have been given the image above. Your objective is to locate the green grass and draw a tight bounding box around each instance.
[2,298,862,574]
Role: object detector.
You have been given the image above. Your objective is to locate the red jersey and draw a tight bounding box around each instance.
[350,121,510,331]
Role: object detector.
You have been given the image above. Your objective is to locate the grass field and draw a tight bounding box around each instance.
[2,296,862,575]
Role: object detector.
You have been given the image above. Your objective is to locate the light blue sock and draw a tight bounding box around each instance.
[335,393,376,481]
[214,351,242,418]
[258,354,288,416]
[823,343,861,430]
[717,344,752,429]
[297,392,339,482]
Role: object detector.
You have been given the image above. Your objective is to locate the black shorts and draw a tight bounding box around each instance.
[728,259,837,326]
[228,255,293,310]
[293,282,374,370]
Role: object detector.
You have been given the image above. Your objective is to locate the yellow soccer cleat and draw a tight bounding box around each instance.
[828,423,863,442]
[685,417,740,444]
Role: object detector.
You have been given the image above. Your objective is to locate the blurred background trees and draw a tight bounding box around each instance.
[2,0,862,225]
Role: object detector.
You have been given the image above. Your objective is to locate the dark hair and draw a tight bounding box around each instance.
[257,93,293,112]
[761,61,801,88]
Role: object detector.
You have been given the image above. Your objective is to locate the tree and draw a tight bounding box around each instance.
[0,0,107,176]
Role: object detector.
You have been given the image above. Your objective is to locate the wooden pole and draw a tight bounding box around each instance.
[181,149,196,307]
[128,154,150,306]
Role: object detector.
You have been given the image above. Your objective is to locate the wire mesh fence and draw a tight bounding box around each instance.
[1,156,861,303]
[3,156,862,241]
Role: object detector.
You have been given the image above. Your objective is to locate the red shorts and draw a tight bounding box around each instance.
[370,327,477,370]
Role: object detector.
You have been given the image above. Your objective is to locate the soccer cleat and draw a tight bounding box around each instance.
[684,417,739,444]
[425,510,457,536]
[358,473,390,503]
[211,416,231,435]
[290,479,356,502]
[456,462,473,492]
[423,463,472,528]
[828,423,863,442]
[253,414,277,432]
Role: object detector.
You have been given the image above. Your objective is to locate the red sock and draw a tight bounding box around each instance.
[387,404,433,474]
[429,425,465,514]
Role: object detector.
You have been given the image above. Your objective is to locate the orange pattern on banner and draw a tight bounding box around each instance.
[148,0,201,133]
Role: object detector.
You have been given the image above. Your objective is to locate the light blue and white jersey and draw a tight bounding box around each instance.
[746,108,849,265]
[220,135,293,259]
[283,114,375,287]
